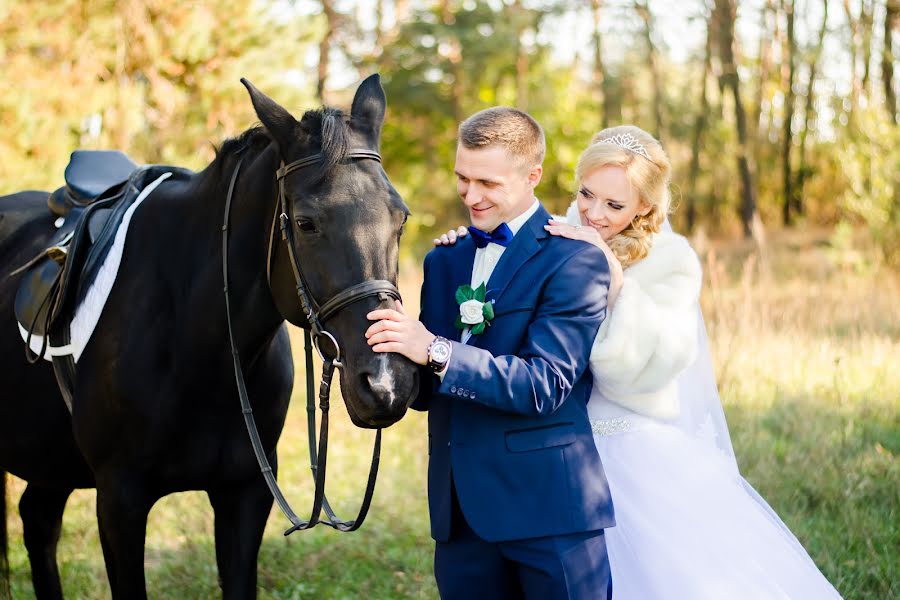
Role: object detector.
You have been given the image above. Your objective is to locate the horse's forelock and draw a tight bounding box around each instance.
[300,108,349,174]
[319,109,349,171]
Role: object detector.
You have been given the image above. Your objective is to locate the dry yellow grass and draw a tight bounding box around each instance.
[5,228,898,598]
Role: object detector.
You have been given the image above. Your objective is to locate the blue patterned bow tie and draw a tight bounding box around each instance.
[467,223,513,248]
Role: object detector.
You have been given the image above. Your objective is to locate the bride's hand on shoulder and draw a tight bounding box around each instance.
[433,226,468,246]
[544,219,624,309]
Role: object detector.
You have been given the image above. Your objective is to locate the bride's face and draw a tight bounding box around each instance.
[576,164,649,241]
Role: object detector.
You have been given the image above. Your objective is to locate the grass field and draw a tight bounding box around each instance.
[5,229,898,599]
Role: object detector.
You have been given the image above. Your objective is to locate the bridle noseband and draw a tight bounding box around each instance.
[222,147,400,534]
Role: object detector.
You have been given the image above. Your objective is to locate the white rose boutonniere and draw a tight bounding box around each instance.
[454,282,494,336]
[459,300,485,325]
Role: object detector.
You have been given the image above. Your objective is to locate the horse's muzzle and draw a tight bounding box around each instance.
[342,359,419,429]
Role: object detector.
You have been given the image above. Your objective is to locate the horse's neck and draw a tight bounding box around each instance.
[228,149,287,351]
[174,147,285,358]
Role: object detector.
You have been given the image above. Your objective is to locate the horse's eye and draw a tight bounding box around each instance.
[296,218,317,234]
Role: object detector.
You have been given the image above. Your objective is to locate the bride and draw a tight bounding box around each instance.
[437,125,843,599]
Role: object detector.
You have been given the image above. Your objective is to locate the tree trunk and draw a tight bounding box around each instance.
[860,0,875,97]
[781,0,796,226]
[687,11,713,233]
[512,0,529,110]
[753,0,776,171]
[884,0,899,124]
[438,0,463,122]
[843,0,861,114]
[373,0,409,69]
[592,0,621,128]
[591,0,608,129]
[635,0,664,142]
[714,0,761,239]
[796,0,829,215]
[375,0,385,51]
[317,0,337,104]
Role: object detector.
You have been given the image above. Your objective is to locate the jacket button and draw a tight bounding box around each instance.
[470,393,476,400]
[450,386,457,393]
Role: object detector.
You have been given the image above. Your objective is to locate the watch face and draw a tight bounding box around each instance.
[431,341,451,363]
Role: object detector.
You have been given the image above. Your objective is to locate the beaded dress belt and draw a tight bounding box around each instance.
[590,416,652,437]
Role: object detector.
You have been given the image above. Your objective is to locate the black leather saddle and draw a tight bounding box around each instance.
[14,151,185,411]
[47,150,138,218]
[14,162,171,350]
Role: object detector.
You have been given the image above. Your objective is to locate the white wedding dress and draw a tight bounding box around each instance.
[573,212,843,599]
[591,354,843,599]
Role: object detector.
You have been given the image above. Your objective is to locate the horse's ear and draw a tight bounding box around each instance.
[350,74,386,146]
[241,78,299,153]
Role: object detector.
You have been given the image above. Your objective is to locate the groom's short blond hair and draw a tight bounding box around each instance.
[458,107,545,168]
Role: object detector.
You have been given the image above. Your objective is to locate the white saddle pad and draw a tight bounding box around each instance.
[18,172,171,363]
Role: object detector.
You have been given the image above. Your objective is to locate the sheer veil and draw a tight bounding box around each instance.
[663,218,813,547]
[662,218,740,475]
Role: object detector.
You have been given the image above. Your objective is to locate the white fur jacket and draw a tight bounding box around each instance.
[565,205,702,419]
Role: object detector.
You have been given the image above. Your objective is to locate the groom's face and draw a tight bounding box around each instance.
[455,144,542,233]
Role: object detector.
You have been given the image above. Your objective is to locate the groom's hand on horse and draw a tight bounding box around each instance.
[366,301,434,365]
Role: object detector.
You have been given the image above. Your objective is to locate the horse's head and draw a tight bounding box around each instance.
[242,75,419,429]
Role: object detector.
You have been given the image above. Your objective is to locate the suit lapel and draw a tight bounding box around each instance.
[484,204,550,302]
[473,205,550,347]
[447,236,477,341]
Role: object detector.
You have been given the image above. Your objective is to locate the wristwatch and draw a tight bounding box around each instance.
[426,336,453,373]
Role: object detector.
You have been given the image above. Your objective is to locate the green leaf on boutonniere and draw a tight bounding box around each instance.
[455,285,475,304]
[470,322,486,336]
[474,282,486,302]
[455,315,465,329]
[482,301,494,320]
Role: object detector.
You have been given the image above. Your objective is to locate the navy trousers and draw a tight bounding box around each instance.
[434,483,612,600]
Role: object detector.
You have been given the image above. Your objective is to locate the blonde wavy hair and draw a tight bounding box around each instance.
[574,125,671,267]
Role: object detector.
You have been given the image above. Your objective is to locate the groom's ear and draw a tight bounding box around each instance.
[526,164,543,188]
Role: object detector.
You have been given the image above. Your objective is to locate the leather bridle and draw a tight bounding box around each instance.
[222,147,401,534]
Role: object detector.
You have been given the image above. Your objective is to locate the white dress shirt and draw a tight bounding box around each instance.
[461,199,540,344]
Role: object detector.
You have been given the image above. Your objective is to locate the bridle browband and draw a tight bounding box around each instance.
[222,146,401,535]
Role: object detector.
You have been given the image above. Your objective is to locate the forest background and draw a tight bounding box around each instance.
[1,0,897,598]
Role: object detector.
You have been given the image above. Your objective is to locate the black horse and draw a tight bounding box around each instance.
[0,74,418,599]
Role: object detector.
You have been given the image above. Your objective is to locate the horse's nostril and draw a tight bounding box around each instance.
[361,362,397,396]
[365,374,377,390]
[366,373,391,395]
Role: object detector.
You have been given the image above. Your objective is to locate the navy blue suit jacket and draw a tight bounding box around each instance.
[415,204,616,543]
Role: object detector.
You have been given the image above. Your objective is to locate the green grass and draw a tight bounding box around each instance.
[701,230,898,599]
[5,230,898,598]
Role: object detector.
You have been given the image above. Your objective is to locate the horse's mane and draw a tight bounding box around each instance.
[216,125,271,161]
[212,107,350,181]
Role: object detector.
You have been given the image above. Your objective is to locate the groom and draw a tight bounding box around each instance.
[366,107,614,599]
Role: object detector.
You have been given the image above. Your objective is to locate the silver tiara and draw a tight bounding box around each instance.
[597,133,654,163]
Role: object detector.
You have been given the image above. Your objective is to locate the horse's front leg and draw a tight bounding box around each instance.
[18,483,73,600]
[95,473,154,600]
[208,470,275,600]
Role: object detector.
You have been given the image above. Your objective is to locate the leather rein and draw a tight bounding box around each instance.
[221,148,400,534]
